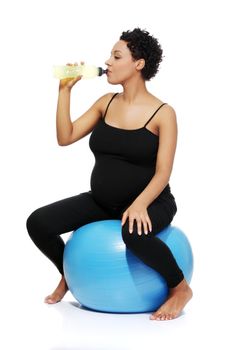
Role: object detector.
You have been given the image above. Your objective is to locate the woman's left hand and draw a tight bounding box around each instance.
[121,201,152,235]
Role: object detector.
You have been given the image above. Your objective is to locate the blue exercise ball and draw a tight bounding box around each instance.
[63,220,193,313]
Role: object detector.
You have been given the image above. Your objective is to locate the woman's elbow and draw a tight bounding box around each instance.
[156,168,172,182]
[57,137,71,146]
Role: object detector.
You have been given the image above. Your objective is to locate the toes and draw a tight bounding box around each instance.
[166,313,176,320]
[157,314,170,321]
[44,294,61,304]
[44,296,55,304]
[46,298,58,304]
[44,295,51,302]
[150,312,163,321]
[165,313,172,320]
[150,313,158,320]
[150,312,175,321]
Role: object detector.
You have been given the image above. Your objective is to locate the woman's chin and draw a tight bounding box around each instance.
[107,80,119,85]
[107,77,121,85]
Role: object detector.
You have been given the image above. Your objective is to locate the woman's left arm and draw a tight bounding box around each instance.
[121,105,178,235]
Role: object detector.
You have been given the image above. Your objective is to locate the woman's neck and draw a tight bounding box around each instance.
[121,76,149,104]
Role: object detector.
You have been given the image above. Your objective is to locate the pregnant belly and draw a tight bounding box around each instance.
[90,160,155,208]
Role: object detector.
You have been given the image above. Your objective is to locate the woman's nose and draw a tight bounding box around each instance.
[105,57,112,66]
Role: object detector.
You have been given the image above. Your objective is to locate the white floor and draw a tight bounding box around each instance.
[2,294,230,350]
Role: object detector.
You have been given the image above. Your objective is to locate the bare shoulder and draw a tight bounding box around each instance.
[157,104,177,144]
[162,103,176,116]
[148,95,177,130]
[157,103,177,124]
[149,94,176,118]
[150,102,177,136]
[95,92,118,116]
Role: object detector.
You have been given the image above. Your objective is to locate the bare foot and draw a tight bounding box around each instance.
[150,279,193,321]
[44,276,68,304]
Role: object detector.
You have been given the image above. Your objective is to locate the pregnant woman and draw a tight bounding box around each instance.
[26,28,192,321]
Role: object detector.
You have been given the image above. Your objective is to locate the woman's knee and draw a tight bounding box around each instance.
[121,222,142,247]
[121,219,165,247]
[26,208,46,238]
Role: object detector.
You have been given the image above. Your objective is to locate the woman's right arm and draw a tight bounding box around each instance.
[56,85,74,146]
[56,65,112,146]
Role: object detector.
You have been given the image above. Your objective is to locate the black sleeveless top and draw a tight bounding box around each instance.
[89,93,173,209]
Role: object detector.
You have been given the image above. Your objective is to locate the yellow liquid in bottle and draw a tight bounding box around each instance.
[53,65,100,79]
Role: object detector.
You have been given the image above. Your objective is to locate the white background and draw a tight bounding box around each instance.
[1,0,232,349]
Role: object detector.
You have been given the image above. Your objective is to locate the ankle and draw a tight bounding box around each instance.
[170,279,191,293]
[59,275,67,286]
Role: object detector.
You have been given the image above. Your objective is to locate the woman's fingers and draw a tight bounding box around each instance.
[142,219,149,235]
[121,211,128,227]
[146,216,152,233]
[129,217,135,234]
[130,216,151,235]
[122,208,152,236]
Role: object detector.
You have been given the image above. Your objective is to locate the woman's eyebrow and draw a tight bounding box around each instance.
[111,50,122,54]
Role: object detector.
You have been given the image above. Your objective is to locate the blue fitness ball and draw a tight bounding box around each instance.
[63,220,193,313]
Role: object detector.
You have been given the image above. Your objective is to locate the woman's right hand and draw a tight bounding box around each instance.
[59,63,83,91]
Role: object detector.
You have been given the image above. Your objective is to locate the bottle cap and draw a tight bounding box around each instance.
[98,67,107,76]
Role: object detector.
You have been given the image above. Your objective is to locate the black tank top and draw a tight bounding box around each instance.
[89,93,172,209]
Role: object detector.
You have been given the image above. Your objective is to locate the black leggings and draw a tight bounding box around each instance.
[26,191,184,288]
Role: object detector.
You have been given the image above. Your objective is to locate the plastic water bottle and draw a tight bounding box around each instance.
[53,64,106,79]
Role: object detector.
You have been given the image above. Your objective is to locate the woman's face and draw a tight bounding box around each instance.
[105,40,141,84]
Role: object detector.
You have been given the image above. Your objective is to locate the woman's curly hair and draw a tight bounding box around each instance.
[120,28,163,81]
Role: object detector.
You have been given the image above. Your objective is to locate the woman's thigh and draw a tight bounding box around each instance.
[147,199,177,235]
[121,198,177,240]
[27,191,114,236]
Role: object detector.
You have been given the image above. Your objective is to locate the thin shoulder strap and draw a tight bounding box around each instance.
[103,93,119,119]
[144,103,167,127]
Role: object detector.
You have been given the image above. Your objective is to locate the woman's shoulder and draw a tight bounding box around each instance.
[145,94,177,133]
[94,92,118,115]
[147,94,176,117]
[156,103,177,132]
[95,92,117,107]
[148,93,175,110]
[98,92,118,103]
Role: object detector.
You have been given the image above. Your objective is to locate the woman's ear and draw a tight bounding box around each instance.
[135,58,145,71]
